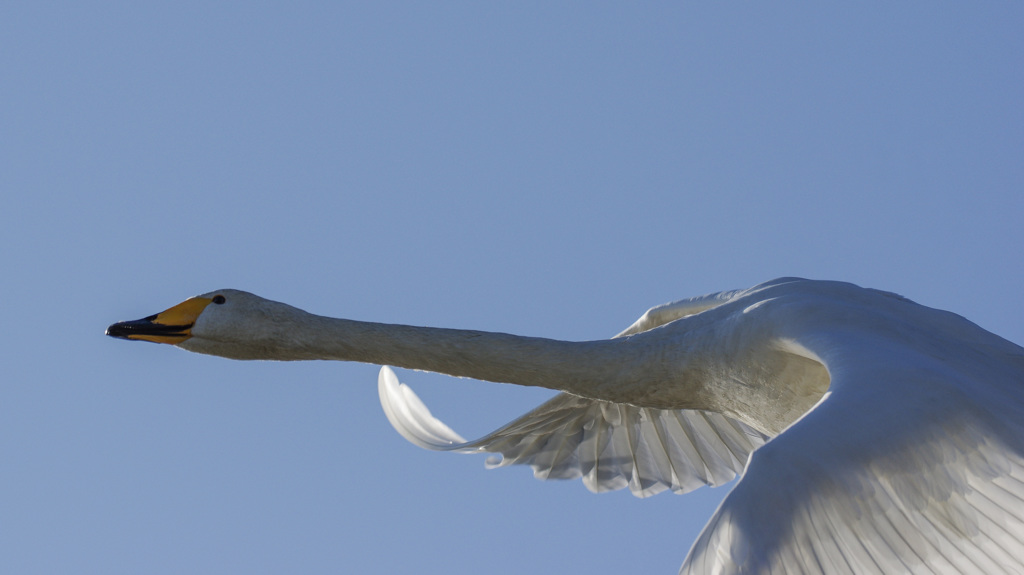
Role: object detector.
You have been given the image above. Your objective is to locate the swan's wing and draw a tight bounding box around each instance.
[379,366,768,497]
[681,354,1024,574]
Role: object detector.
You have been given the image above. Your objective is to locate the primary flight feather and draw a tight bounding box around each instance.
[107,278,1024,573]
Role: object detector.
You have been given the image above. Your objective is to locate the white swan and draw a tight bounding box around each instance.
[106,278,1024,574]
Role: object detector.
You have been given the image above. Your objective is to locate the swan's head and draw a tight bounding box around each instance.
[106,289,314,360]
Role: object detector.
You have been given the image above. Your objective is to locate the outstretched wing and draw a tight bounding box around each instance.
[681,344,1024,574]
[378,290,766,497]
[379,366,768,497]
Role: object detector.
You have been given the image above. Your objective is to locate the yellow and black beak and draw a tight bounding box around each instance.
[106,297,214,345]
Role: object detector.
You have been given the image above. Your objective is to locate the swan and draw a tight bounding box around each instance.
[106,278,1024,574]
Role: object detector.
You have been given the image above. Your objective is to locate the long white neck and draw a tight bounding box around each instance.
[320,318,638,394]
[187,308,675,405]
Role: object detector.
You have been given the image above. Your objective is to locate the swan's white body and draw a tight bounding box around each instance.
[107,278,1024,574]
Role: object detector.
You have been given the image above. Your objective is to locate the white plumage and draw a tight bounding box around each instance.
[108,278,1024,573]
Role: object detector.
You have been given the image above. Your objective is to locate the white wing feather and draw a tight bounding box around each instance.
[379,366,768,497]
[614,288,744,338]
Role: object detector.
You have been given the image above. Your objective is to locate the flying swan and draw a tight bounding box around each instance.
[107,278,1024,574]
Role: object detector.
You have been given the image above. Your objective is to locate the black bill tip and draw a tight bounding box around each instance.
[105,315,191,342]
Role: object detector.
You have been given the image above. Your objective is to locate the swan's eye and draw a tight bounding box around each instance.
[212,295,226,305]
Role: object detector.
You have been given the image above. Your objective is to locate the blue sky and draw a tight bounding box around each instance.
[2,3,1022,573]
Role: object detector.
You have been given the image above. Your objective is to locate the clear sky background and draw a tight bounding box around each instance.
[2,3,1022,574]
